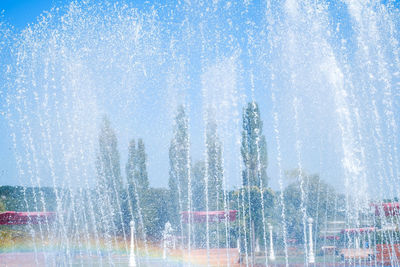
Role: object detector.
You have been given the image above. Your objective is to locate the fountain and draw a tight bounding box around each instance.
[268,223,275,262]
[308,217,315,264]
[162,221,173,260]
[0,0,399,266]
[129,220,137,267]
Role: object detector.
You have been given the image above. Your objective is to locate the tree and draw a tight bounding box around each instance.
[141,188,170,241]
[205,119,224,211]
[241,101,268,188]
[126,139,137,214]
[283,170,340,244]
[126,138,152,239]
[135,139,149,194]
[204,118,226,249]
[126,138,150,204]
[229,187,275,252]
[96,116,124,234]
[239,102,270,258]
[0,199,5,212]
[168,105,191,233]
[191,161,207,247]
[192,161,206,212]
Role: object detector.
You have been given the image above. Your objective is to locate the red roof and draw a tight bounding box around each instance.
[371,202,400,217]
[181,210,238,223]
[0,211,56,225]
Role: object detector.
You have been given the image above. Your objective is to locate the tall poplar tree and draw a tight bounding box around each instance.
[96,116,124,233]
[126,139,137,218]
[168,105,190,232]
[240,102,269,257]
[126,138,150,239]
[192,161,205,212]
[205,118,226,248]
[205,119,224,211]
[126,138,149,202]
[135,139,149,194]
[241,101,268,187]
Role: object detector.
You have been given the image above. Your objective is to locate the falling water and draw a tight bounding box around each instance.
[1,0,400,266]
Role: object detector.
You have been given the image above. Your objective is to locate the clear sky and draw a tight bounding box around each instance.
[0,0,399,201]
[0,0,258,189]
[0,0,64,185]
[1,0,61,29]
[0,0,166,187]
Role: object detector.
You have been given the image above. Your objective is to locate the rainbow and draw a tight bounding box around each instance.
[0,237,240,266]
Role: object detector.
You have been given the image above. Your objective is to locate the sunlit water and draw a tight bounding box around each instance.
[1,0,400,266]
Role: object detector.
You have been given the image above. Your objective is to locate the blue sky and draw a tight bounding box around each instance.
[1,0,60,29]
[0,0,268,189]
[0,0,399,201]
[0,0,63,184]
[0,0,173,187]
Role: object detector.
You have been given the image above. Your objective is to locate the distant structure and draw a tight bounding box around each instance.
[180,210,238,223]
[0,211,56,225]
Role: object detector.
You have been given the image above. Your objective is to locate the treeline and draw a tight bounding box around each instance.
[0,101,345,251]
[0,186,57,212]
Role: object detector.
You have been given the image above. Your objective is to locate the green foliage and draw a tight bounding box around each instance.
[168,105,190,232]
[241,101,268,188]
[95,116,124,234]
[0,186,57,212]
[192,161,206,211]
[235,186,275,252]
[0,109,348,252]
[238,101,272,253]
[0,200,5,212]
[141,188,169,241]
[283,170,340,243]
[126,139,137,219]
[126,139,150,212]
[136,139,149,192]
[205,120,224,211]
[126,138,160,240]
[96,116,123,194]
[383,197,399,203]
[372,230,400,244]
[191,116,225,249]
